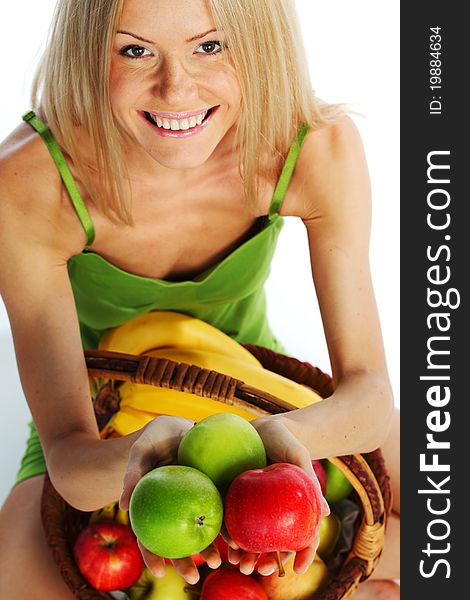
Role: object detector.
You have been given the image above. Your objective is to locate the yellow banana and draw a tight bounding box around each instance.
[115,508,130,526]
[108,347,322,437]
[98,311,323,440]
[88,501,130,526]
[89,501,118,524]
[99,310,259,365]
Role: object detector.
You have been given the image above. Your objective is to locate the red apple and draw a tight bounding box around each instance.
[213,534,230,565]
[225,463,322,553]
[201,569,268,600]
[73,521,145,591]
[312,459,327,496]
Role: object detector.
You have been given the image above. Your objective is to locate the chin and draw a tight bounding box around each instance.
[146,145,216,170]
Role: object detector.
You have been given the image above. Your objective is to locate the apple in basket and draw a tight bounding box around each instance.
[201,568,268,600]
[323,460,354,503]
[224,463,322,554]
[73,522,144,591]
[130,565,197,599]
[256,554,329,600]
[129,465,223,558]
[317,512,342,560]
[177,413,267,493]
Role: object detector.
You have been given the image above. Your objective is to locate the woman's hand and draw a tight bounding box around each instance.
[224,415,329,576]
[118,415,222,583]
[119,415,194,510]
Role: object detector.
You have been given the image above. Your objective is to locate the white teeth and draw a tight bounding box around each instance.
[149,109,210,131]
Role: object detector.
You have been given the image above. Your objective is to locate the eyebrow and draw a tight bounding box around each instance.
[116,28,218,45]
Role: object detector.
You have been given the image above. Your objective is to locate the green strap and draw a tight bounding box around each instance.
[269,123,310,218]
[22,110,95,250]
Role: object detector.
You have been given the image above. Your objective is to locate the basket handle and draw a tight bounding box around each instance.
[85,348,298,415]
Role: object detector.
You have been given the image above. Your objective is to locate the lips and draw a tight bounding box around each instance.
[144,107,215,131]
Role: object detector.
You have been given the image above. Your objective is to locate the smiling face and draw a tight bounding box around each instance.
[109,0,241,171]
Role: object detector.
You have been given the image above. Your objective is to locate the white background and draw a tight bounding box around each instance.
[0,1,399,505]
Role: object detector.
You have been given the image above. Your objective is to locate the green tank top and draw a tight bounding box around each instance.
[22,110,309,353]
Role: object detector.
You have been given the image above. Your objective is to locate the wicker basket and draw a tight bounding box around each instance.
[41,345,391,600]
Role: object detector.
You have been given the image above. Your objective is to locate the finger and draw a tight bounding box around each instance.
[137,540,166,578]
[119,442,156,511]
[200,544,222,569]
[119,471,142,511]
[293,536,320,574]
[228,545,243,565]
[256,552,293,576]
[239,552,259,575]
[220,524,239,549]
[321,496,330,517]
[170,557,200,585]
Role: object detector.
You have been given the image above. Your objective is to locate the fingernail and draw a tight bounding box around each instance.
[259,567,276,576]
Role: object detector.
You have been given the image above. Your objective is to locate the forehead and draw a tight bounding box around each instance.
[119,0,215,35]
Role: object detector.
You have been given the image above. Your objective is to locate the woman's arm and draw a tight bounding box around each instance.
[0,148,171,512]
[255,116,394,459]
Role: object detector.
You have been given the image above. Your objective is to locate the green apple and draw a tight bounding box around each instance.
[129,566,197,599]
[129,465,223,558]
[323,461,354,503]
[177,413,267,492]
[257,555,329,599]
[317,512,342,559]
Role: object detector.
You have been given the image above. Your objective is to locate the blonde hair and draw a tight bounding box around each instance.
[33,0,344,226]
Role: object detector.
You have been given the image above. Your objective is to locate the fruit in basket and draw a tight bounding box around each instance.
[201,568,268,599]
[177,413,267,492]
[256,554,329,599]
[323,460,354,503]
[312,459,327,495]
[89,501,130,526]
[129,465,223,558]
[317,512,342,559]
[73,522,144,591]
[224,463,322,553]
[130,566,196,599]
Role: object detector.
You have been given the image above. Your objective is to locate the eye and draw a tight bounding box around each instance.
[119,45,152,59]
[194,41,224,55]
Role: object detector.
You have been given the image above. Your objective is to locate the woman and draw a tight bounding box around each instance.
[0,0,399,597]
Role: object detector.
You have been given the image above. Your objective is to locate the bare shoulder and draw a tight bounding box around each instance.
[283,115,371,221]
[0,123,85,260]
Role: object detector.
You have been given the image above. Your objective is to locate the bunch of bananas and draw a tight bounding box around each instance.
[94,311,322,436]
[89,501,129,527]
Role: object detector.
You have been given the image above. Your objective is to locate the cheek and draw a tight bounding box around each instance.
[109,62,144,108]
[109,66,127,107]
[203,65,242,108]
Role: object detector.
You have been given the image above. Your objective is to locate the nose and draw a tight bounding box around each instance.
[153,56,199,106]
